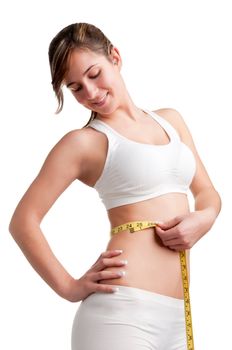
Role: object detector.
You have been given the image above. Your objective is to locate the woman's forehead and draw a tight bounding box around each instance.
[67,49,107,71]
[65,49,108,82]
[69,48,106,63]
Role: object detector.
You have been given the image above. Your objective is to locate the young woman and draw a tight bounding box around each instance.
[9,22,221,350]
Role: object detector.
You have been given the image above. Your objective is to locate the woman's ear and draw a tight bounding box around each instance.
[110,46,122,68]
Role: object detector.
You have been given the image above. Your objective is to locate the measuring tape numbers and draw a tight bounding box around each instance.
[111,220,194,350]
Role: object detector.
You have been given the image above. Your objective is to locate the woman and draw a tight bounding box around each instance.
[9,22,221,350]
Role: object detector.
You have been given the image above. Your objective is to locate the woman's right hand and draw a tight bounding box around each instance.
[66,250,127,302]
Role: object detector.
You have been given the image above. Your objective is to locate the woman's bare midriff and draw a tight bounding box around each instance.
[98,193,191,300]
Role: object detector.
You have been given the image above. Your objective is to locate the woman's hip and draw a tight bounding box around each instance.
[71,284,186,350]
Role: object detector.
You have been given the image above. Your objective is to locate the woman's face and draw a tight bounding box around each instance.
[64,48,123,115]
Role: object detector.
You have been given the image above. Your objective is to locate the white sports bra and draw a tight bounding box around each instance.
[87,109,196,210]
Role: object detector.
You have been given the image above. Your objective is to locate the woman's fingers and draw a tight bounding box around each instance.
[92,269,126,282]
[91,249,121,266]
[155,225,179,241]
[92,250,127,272]
[156,225,192,250]
[156,216,183,230]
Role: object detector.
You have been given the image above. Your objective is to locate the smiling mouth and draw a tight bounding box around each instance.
[93,93,108,105]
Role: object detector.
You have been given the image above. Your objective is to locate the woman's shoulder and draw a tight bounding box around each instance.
[57,126,108,166]
[153,107,184,128]
[58,125,103,150]
[153,107,191,140]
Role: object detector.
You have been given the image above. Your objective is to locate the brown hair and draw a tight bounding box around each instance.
[48,22,114,127]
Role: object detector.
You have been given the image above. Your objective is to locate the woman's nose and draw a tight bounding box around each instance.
[85,84,98,100]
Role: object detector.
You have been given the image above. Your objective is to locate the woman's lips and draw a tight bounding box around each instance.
[93,93,108,106]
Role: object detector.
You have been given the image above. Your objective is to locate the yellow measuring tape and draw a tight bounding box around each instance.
[111,220,194,350]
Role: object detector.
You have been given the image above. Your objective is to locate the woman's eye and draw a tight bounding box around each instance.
[89,71,101,79]
[71,71,101,92]
[73,86,82,92]
[70,86,81,92]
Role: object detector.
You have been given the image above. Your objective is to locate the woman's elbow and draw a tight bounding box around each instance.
[9,207,39,237]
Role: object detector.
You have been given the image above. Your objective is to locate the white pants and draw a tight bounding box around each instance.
[71,284,187,350]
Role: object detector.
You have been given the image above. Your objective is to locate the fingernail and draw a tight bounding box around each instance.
[115,249,123,253]
[121,259,128,265]
[112,287,119,292]
[118,271,126,276]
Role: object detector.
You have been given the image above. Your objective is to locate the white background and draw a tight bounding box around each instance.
[1,0,231,349]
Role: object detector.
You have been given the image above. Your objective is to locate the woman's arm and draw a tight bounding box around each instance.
[154,108,222,250]
[194,186,221,229]
[9,129,88,300]
[177,106,221,235]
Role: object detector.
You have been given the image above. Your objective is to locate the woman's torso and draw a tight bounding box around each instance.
[77,108,194,299]
[103,195,190,299]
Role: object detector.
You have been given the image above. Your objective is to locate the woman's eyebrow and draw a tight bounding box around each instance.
[66,64,98,87]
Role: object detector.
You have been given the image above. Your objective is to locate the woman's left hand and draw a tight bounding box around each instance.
[155,209,215,251]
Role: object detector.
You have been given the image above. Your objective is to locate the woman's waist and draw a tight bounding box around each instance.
[102,233,184,298]
[105,225,190,279]
[106,226,181,268]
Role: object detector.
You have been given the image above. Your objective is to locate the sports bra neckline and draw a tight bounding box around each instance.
[91,108,174,148]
